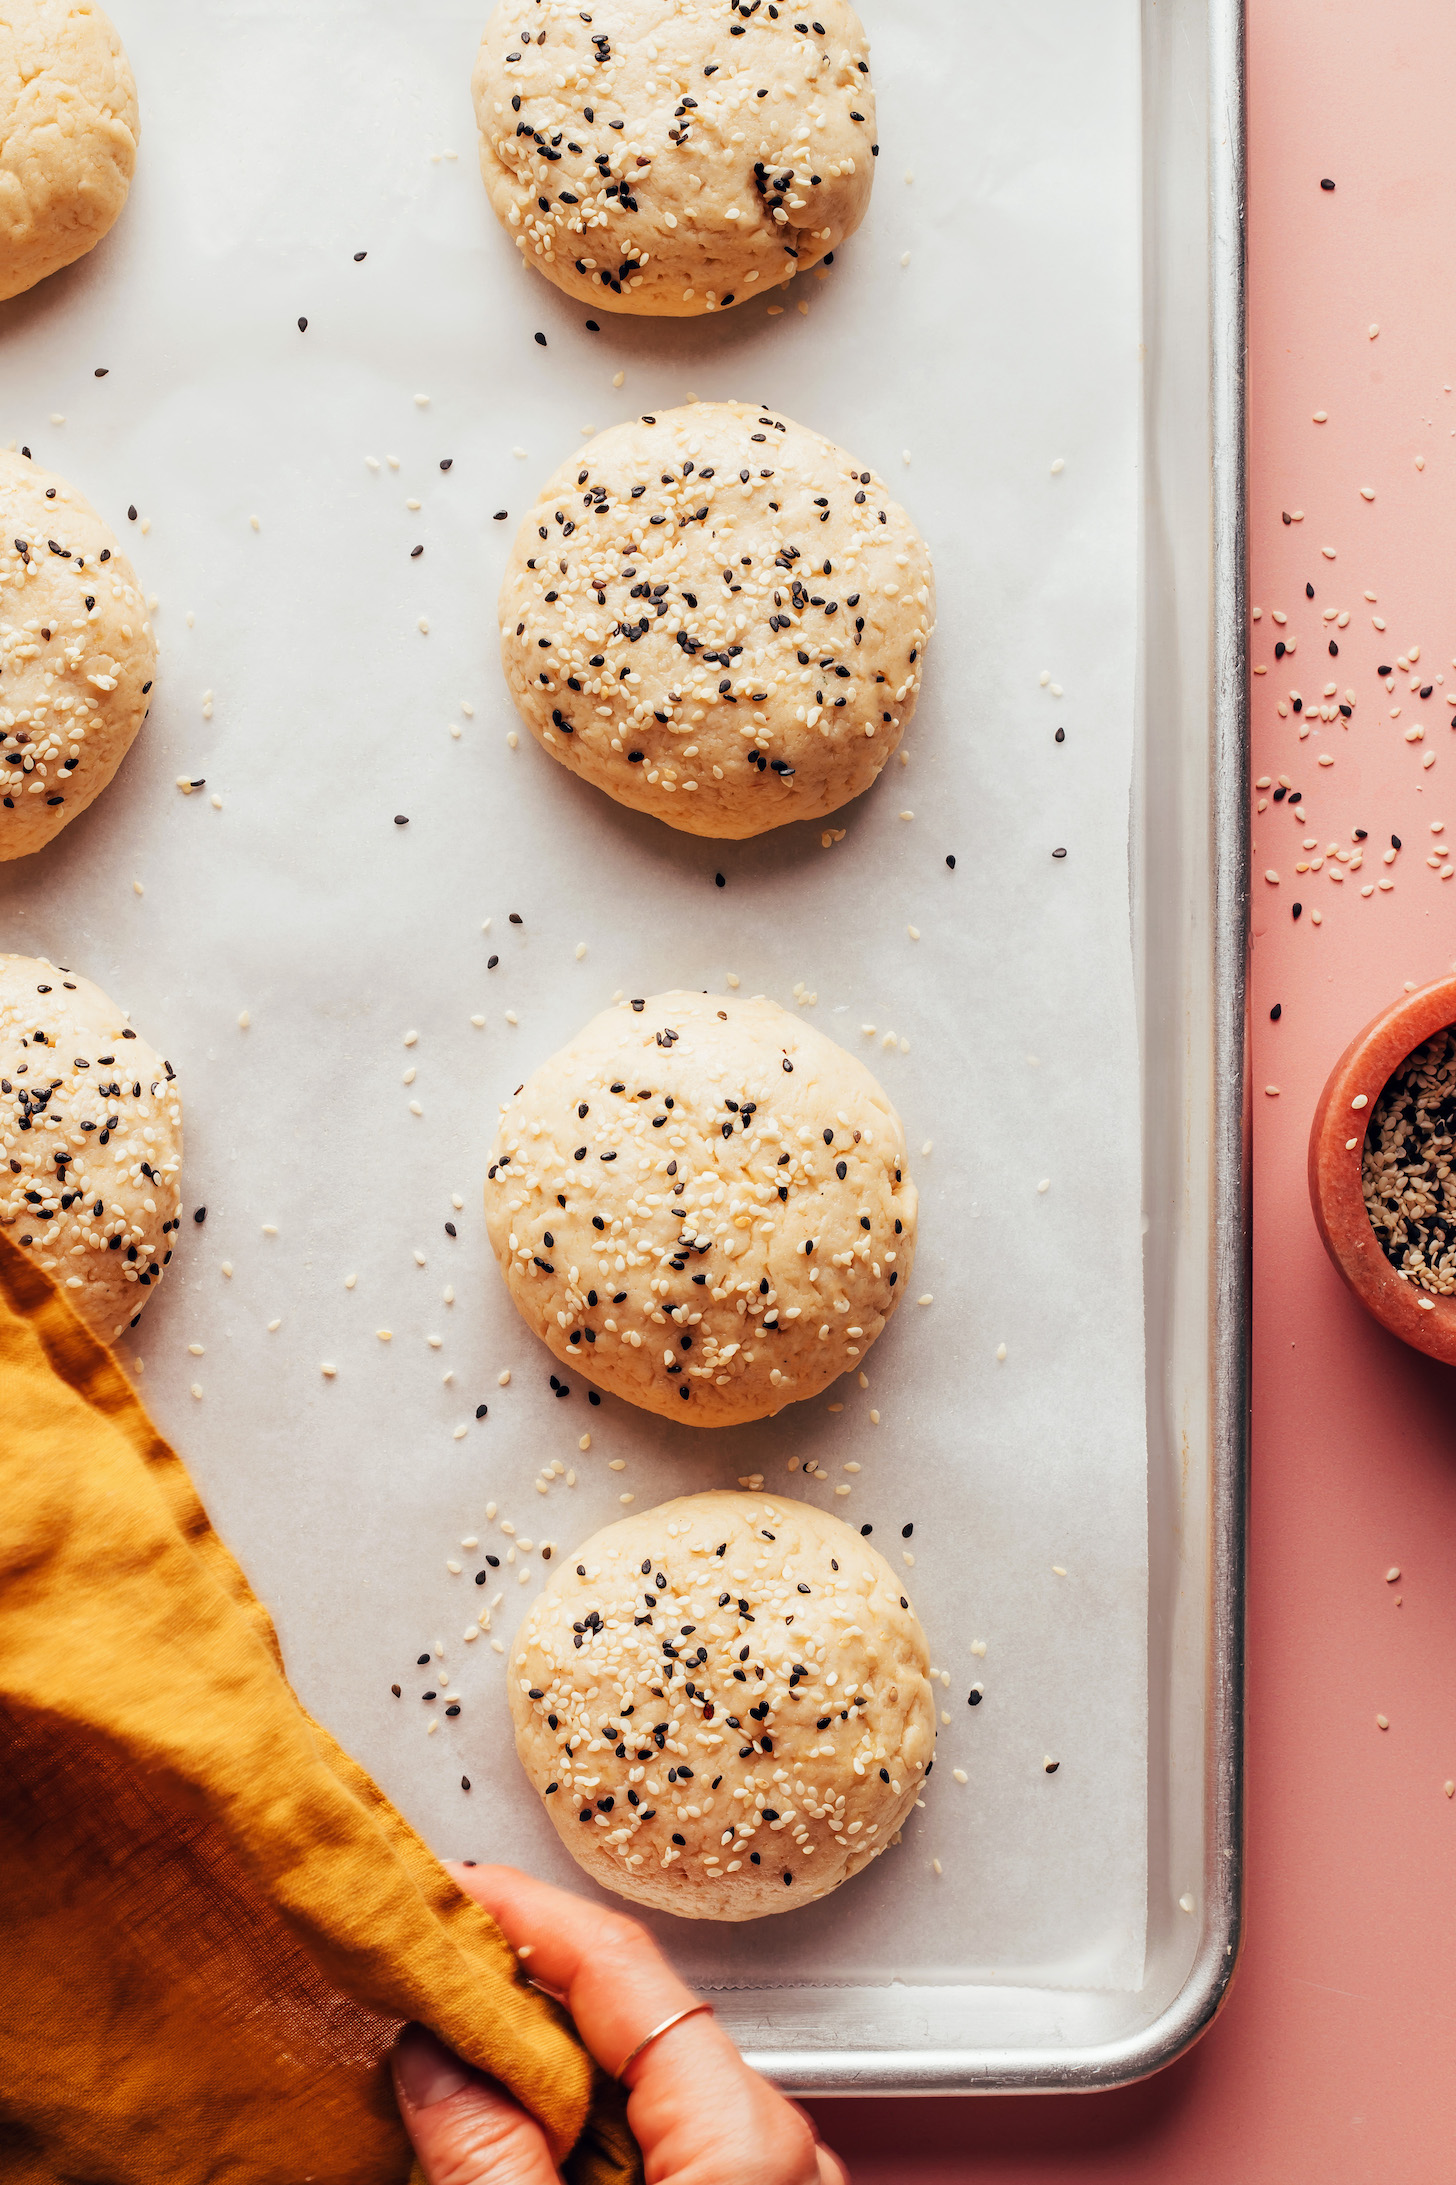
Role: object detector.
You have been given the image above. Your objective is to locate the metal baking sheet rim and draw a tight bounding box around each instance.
[733,0,1250,2096]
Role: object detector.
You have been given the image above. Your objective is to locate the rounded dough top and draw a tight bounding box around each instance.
[0,452,157,861]
[484,990,916,1425]
[0,954,182,1342]
[499,401,934,840]
[508,1491,937,1920]
[471,0,875,317]
[0,0,138,302]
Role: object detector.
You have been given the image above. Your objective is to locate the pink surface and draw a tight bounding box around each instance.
[805,3,1456,2175]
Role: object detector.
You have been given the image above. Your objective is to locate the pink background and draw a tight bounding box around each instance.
[808,2,1456,2174]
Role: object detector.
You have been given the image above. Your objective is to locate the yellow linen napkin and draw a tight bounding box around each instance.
[0,1230,640,2185]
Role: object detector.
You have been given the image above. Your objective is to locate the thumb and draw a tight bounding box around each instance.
[392,2023,561,2185]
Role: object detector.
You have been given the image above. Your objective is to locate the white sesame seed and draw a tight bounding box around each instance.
[498,1369,511,1386]
[321,1363,337,1377]
[995,1342,1007,1362]
[190,1383,203,1400]
[917,1293,933,1307]
[579,1434,591,1451]
[952,1768,968,1784]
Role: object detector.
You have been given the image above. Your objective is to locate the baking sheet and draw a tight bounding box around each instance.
[0,0,1149,2001]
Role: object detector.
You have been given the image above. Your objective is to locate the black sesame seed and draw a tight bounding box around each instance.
[394,814,409,825]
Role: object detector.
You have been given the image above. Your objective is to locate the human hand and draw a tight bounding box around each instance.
[391,1862,848,2185]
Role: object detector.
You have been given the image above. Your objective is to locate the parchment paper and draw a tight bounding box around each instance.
[0,0,1147,1993]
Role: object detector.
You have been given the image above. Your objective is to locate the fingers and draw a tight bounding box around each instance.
[445,1862,720,2079]
[391,2023,560,2185]
[444,1865,830,2185]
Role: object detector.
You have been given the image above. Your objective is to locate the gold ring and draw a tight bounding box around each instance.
[614,2001,715,2082]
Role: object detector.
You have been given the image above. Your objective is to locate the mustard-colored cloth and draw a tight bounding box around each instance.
[0,1231,641,2185]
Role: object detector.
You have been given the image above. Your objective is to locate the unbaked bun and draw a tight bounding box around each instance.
[0,1,139,302]
[0,954,182,1341]
[508,1491,937,1920]
[499,402,933,838]
[484,989,915,1424]
[0,452,156,861]
[471,0,875,316]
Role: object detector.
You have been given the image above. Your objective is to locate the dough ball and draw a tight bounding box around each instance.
[484,989,915,1424]
[0,954,183,1342]
[471,0,875,318]
[509,1491,936,1921]
[0,1,139,302]
[499,401,933,839]
[0,452,157,861]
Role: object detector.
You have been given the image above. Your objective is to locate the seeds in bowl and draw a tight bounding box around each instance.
[1361,1026,1456,1296]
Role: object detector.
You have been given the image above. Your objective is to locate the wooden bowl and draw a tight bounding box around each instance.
[1308,973,1456,1366]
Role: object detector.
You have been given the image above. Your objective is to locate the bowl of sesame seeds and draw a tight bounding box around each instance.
[1308,973,1456,1365]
